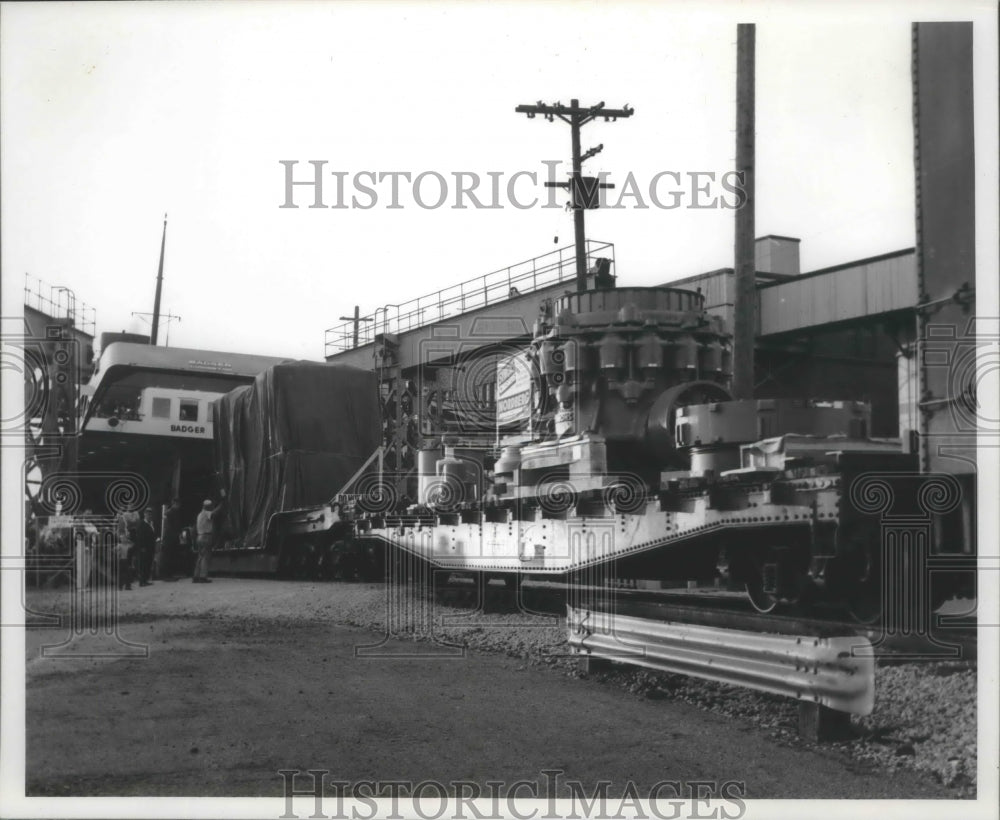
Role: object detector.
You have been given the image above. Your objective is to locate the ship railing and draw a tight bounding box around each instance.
[324,240,614,356]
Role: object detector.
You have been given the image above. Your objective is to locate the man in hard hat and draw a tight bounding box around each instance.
[193,490,226,584]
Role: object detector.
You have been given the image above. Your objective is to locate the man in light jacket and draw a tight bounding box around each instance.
[193,490,226,584]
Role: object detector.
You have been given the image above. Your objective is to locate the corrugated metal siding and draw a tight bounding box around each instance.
[759,252,917,335]
[685,270,733,332]
[694,270,732,312]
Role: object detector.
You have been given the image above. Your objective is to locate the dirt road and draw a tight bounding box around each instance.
[23,578,958,799]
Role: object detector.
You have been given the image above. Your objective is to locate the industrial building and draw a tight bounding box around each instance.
[323,236,919,440]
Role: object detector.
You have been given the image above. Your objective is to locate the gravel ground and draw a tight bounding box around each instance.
[580,661,977,796]
[24,577,979,798]
[346,583,980,797]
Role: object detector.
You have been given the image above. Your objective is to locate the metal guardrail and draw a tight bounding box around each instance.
[567,605,874,715]
[324,241,614,356]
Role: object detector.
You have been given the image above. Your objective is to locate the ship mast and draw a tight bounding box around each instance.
[150,213,168,345]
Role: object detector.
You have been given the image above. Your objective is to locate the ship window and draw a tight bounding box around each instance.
[152,397,171,418]
[179,400,199,422]
[94,386,141,420]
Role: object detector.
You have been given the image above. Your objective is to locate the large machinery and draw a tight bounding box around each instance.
[346,281,928,622]
[215,269,970,625]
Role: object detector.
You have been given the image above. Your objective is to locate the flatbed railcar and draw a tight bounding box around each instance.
[224,283,973,624]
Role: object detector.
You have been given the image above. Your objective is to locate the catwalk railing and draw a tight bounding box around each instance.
[324,241,614,356]
[24,274,97,337]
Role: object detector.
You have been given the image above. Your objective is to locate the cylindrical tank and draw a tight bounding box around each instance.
[636,332,663,371]
[561,338,583,374]
[539,339,564,378]
[689,445,742,476]
[698,339,723,375]
[417,447,443,505]
[599,333,626,371]
[677,335,699,371]
[433,448,478,508]
[527,284,731,446]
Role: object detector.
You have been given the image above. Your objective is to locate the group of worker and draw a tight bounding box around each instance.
[113,507,158,589]
[114,491,226,589]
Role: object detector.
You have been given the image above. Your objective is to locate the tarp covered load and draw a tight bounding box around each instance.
[212,361,380,549]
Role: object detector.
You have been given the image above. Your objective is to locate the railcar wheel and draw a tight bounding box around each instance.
[322,542,350,581]
[364,545,386,582]
[290,538,317,579]
[745,579,780,614]
[847,581,883,625]
[740,546,811,615]
[315,544,331,580]
[847,546,946,631]
[842,548,883,625]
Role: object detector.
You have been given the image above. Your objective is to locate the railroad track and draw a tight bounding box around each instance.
[433,576,978,661]
[210,563,978,662]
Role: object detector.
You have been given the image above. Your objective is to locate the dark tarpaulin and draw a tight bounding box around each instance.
[212,361,380,549]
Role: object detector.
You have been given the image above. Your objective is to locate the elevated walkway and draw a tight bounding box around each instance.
[324,241,614,369]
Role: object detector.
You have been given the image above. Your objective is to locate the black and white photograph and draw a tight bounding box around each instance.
[1,1,997,818]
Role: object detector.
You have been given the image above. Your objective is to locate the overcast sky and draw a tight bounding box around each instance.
[2,1,996,360]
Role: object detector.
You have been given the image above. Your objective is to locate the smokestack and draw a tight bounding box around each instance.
[150,213,167,346]
[732,24,755,400]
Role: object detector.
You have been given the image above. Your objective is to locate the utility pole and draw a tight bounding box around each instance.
[732,25,756,400]
[150,213,168,345]
[515,99,634,291]
[339,305,374,349]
